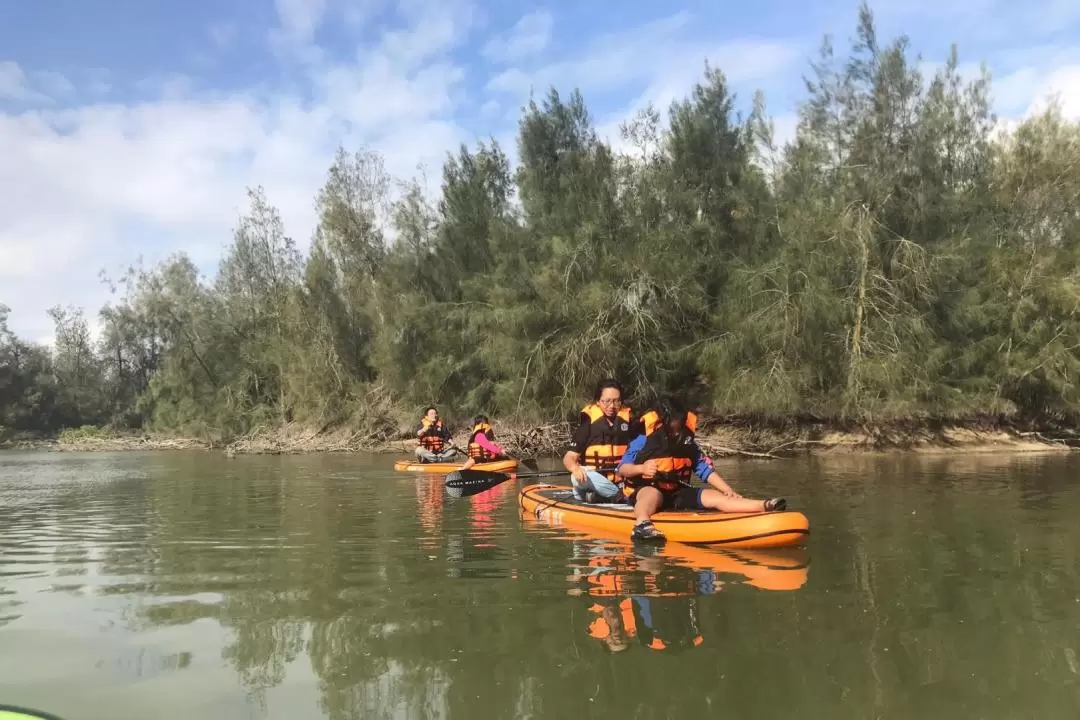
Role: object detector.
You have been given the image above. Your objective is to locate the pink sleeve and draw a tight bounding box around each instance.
[475,433,505,456]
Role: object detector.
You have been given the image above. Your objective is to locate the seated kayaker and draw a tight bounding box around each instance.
[414,406,459,463]
[562,379,637,503]
[617,398,786,542]
[460,415,509,470]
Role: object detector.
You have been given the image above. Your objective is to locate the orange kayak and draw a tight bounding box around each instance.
[393,458,519,474]
[518,483,809,549]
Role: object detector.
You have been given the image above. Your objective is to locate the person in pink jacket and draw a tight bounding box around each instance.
[460,415,508,470]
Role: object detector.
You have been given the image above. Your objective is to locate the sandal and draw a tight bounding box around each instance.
[631,520,666,542]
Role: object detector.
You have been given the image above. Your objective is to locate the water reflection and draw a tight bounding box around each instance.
[550,523,810,654]
[3,451,1080,720]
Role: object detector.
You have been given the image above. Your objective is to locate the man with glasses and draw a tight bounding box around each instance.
[562,379,640,503]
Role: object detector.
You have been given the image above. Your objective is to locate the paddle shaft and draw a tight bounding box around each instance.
[445,468,569,488]
[444,468,571,497]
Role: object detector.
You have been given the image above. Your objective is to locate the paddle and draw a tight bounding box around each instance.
[445,468,570,498]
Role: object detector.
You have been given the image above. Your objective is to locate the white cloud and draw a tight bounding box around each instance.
[341,0,390,32]
[0,0,477,340]
[0,61,28,99]
[991,67,1040,114]
[560,14,801,162]
[871,0,1078,42]
[482,10,553,64]
[29,0,1080,346]
[32,71,75,99]
[486,12,801,108]
[275,0,328,44]
[0,61,56,104]
[1024,65,1080,118]
[379,0,476,69]
[987,47,1080,122]
[769,112,800,152]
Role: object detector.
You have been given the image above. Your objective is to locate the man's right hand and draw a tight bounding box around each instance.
[571,466,588,484]
[641,460,658,479]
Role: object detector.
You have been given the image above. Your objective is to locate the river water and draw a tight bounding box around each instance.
[1,450,1079,719]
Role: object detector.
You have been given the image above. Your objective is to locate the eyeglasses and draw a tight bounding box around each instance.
[597,398,622,406]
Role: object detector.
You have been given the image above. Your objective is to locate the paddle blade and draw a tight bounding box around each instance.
[444,469,512,498]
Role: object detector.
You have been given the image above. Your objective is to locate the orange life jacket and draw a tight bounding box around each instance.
[579,404,635,473]
[587,598,704,651]
[623,410,699,495]
[588,599,636,640]
[467,421,497,460]
[419,418,450,452]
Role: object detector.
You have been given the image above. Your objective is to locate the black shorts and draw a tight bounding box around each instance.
[626,485,705,511]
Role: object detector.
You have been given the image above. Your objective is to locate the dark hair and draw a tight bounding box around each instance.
[653,396,688,422]
[423,405,438,415]
[593,378,624,401]
[472,414,490,426]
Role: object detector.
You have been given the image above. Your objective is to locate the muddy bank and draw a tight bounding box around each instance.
[4,416,1077,458]
[694,422,1077,458]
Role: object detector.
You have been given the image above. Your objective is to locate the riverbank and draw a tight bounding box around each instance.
[3,415,1077,457]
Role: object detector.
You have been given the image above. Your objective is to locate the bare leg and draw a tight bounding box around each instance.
[460,457,476,470]
[632,486,663,523]
[698,488,784,513]
[630,486,667,541]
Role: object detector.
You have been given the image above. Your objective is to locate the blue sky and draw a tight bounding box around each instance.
[2,0,1079,342]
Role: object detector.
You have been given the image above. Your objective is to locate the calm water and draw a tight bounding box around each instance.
[2,450,1080,719]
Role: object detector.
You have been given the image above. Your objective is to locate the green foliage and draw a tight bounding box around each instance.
[4,3,1080,438]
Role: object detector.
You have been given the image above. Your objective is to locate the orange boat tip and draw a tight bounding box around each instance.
[393,458,520,474]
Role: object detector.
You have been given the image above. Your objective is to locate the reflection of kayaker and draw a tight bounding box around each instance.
[587,596,705,653]
[527,509,811,592]
[468,480,513,546]
[414,476,444,543]
[564,531,808,653]
[573,550,706,653]
[588,599,635,653]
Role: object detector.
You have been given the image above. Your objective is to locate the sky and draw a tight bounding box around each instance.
[2,0,1080,343]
